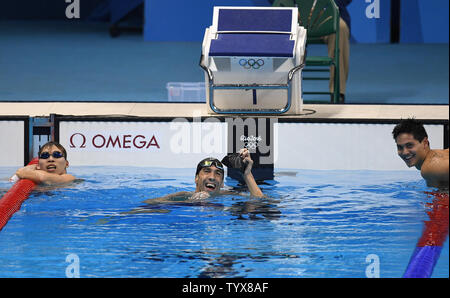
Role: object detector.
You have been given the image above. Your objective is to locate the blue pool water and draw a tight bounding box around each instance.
[0,166,448,278]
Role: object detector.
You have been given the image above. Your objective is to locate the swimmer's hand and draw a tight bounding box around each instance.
[15,164,38,179]
[239,148,264,198]
[9,174,19,183]
[239,148,254,176]
[190,191,210,200]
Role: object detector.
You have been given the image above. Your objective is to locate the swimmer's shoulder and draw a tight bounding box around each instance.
[432,148,449,159]
[423,150,449,171]
[421,153,449,189]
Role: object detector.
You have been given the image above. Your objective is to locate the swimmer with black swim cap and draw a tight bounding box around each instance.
[393,119,449,190]
[194,157,225,197]
[142,148,264,204]
[191,148,264,199]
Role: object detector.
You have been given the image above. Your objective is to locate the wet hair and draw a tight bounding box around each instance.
[195,157,224,176]
[38,141,68,159]
[392,118,428,142]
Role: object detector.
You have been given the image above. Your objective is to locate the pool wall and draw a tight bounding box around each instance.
[275,121,445,171]
[0,117,28,167]
[0,103,448,181]
[53,116,448,180]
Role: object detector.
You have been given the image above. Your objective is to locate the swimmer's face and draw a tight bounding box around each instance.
[38,145,69,175]
[195,165,224,195]
[395,133,429,169]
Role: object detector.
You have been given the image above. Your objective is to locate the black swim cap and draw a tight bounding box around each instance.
[195,158,224,176]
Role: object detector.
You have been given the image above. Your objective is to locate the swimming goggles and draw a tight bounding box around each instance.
[196,158,224,175]
[39,151,64,159]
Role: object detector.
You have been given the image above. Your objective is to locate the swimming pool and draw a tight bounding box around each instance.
[0,166,448,278]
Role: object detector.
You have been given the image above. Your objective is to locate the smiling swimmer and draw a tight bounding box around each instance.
[393,119,449,190]
[142,148,264,204]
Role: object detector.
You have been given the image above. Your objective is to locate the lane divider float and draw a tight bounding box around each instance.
[0,158,39,231]
[403,191,449,278]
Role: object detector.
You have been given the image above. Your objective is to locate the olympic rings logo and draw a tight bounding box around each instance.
[239,58,265,70]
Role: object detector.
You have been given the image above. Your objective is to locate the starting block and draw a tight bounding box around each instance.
[200,6,307,114]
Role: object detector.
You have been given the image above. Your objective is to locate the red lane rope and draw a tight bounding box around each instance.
[403,191,449,278]
[0,158,38,231]
[417,192,449,247]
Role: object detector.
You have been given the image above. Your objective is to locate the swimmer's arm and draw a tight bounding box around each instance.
[421,150,449,188]
[126,191,194,215]
[15,166,75,185]
[422,168,449,188]
[240,149,264,198]
[243,171,264,198]
[15,165,42,183]
[143,191,193,204]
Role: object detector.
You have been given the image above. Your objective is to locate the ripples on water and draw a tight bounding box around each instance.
[0,167,448,278]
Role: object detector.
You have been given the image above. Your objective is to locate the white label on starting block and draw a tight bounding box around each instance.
[231,57,272,72]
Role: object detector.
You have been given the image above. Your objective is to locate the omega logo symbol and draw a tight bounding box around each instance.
[69,133,86,148]
[69,133,160,149]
